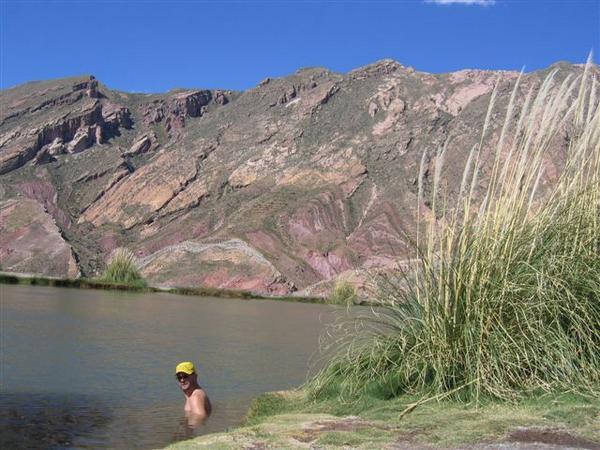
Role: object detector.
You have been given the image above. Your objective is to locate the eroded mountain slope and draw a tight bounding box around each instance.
[1,60,595,294]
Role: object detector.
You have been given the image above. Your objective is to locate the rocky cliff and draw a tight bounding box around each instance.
[1,61,596,295]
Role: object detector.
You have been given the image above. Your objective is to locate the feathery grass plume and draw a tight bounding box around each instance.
[309,58,600,403]
[329,280,358,306]
[99,248,147,287]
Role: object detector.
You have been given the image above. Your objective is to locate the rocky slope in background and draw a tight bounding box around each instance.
[1,61,596,295]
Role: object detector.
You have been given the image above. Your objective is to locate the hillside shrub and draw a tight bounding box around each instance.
[99,248,147,287]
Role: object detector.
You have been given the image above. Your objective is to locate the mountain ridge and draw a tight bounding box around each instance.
[1,59,597,295]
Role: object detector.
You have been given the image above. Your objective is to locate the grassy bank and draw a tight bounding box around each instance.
[0,272,326,304]
[166,389,599,449]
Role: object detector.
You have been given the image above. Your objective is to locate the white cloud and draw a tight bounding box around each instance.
[426,0,496,5]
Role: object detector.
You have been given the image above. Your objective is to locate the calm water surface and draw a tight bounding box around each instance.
[0,284,337,449]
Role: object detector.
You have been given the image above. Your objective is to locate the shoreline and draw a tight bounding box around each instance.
[165,390,600,449]
[0,271,328,304]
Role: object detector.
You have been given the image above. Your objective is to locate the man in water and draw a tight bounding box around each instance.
[175,361,212,425]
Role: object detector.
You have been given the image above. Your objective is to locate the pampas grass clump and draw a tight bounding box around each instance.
[310,58,600,402]
[329,280,358,305]
[99,248,147,287]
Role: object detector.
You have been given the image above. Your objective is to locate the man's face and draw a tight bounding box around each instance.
[176,372,194,390]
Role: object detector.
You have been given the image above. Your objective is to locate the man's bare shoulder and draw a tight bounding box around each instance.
[192,387,212,415]
[191,388,207,399]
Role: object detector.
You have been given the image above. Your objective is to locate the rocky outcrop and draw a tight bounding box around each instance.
[1,76,98,126]
[18,180,71,229]
[124,132,156,156]
[78,149,201,228]
[71,75,100,98]
[349,58,405,80]
[0,198,79,277]
[0,95,131,174]
[141,89,231,137]
[138,239,294,294]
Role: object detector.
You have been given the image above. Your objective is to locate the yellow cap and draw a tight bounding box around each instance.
[175,361,196,375]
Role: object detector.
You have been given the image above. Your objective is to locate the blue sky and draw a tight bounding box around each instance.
[1,0,598,92]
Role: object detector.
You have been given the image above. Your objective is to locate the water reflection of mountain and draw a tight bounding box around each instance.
[0,392,112,449]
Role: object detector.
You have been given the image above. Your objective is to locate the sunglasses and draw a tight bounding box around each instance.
[176,373,191,382]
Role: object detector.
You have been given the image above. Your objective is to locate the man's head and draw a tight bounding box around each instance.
[175,361,198,391]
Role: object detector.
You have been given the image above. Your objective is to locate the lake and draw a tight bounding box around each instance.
[0,284,337,449]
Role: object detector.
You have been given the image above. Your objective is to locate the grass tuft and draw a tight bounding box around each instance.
[309,61,600,403]
[328,280,358,305]
[98,248,147,287]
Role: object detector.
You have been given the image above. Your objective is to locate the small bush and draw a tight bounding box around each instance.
[98,248,147,287]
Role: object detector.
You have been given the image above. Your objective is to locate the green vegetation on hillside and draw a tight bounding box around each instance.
[328,280,358,305]
[309,60,600,403]
[97,248,147,287]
